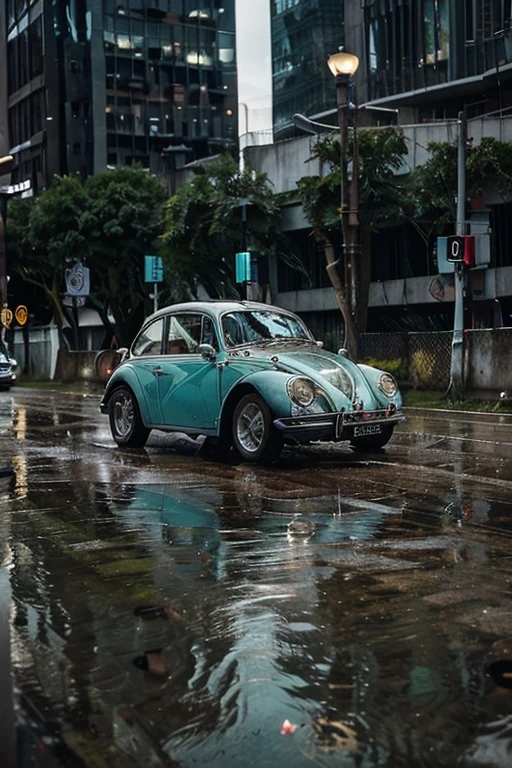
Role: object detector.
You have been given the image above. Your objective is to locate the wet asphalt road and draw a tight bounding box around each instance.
[3,387,512,767]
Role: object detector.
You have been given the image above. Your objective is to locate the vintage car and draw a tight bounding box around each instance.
[100,301,404,462]
[0,345,18,390]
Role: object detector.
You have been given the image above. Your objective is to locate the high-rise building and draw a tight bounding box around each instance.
[359,0,512,119]
[271,0,344,138]
[2,0,237,193]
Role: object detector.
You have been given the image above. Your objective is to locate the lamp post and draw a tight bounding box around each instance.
[327,50,360,357]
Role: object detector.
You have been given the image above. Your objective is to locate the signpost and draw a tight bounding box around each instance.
[144,255,164,313]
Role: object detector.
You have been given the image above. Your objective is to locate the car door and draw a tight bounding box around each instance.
[157,312,221,431]
[130,316,166,425]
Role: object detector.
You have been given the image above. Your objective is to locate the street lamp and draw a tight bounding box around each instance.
[327,50,360,359]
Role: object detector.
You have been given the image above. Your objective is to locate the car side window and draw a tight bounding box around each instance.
[167,314,202,354]
[132,318,164,357]
[201,316,218,349]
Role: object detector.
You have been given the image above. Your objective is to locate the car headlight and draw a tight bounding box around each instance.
[379,372,397,396]
[287,377,315,407]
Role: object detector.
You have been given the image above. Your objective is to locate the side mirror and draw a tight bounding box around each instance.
[198,343,216,361]
[117,347,129,364]
[337,348,349,358]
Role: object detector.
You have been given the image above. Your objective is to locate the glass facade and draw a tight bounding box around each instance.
[5,0,46,189]
[364,0,512,104]
[101,0,237,171]
[3,0,237,189]
[271,0,344,138]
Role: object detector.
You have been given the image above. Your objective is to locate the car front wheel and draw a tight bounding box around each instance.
[232,393,283,463]
[109,386,150,448]
[350,424,395,452]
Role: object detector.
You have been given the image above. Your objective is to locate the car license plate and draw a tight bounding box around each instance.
[353,424,382,437]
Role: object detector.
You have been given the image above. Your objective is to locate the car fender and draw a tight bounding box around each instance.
[101,363,153,425]
[220,369,334,426]
[357,363,403,409]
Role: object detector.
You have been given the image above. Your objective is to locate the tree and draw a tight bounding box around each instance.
[83,166,167,346]
[160,153,305,298]
[296,127,409,358]
[8,167,167,348]
[8,175,90,333]
[412,137,512,227]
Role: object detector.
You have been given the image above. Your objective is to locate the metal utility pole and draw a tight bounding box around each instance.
[0,155,14,308]
[450,109,467,396]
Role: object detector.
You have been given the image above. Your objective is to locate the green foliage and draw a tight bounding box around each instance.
[160,153,305,297]
[411,137,512,232]
[411,142,458,229]
[296,127,410,241]
[84,166,167,345]
[357,128,410,227]
[8,167,167,346]
[360,356,408,381]
[467,137,512,200]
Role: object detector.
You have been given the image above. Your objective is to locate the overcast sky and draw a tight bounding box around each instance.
[235,0,273,143]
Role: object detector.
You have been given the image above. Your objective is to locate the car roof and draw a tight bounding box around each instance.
[145,300,300,323]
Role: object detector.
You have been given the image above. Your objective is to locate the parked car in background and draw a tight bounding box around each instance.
[0,343,18,390]
[100,301,404,462]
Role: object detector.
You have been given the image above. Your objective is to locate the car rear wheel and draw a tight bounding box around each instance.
[109,386,150,448]
[232,393,283,463]
[350,424,394,452]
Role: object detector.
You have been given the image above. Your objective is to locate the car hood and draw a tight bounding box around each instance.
[236,342,371,402]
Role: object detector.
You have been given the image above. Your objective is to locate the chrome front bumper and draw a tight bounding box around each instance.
[274,407,404,442]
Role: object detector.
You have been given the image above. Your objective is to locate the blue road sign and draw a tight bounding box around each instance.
[145,255,164,283]
[235,252,251,283]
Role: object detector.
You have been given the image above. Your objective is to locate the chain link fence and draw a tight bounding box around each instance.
[359,331,453,390]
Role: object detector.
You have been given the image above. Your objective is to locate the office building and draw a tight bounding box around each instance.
[271,0,344,138]
[2,0,237,193]
[360,0,512,119]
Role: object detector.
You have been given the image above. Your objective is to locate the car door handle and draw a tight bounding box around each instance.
[152,366,165,377]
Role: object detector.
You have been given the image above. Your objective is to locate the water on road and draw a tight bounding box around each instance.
[2,389,512,767]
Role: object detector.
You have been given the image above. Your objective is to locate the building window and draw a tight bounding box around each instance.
[424,0,448,65]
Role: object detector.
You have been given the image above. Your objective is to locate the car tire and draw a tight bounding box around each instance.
[350,424,395,452]
[232,393,283,463]
[109,386,150,448]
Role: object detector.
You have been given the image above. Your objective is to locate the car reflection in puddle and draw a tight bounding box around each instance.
[100,483,225,581]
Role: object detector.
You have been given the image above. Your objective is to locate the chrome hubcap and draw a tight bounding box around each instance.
[113,393,134,437]
[237,402,265,453]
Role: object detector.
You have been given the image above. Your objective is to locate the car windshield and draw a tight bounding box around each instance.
[221,310,311,348]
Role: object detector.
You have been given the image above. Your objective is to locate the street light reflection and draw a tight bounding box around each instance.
[13,406,26,440]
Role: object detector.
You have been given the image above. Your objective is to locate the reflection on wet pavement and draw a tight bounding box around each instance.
[3,391,512,765]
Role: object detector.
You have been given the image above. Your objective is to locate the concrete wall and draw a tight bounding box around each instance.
[54,349,100,383]
[247,134,327,194]
[464,329,512,395]
[246,114,512,194]
[12,325,60,380]
[276,265,512,313]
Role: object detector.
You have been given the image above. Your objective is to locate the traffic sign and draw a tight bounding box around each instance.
[0,307,13,327]
[145,255,163,283]
[65,262,90,296]
[15,305,28,325]
[235,252,251,283]
[446,235,464,262]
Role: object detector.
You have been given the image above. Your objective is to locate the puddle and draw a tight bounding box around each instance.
[3,393,512,765]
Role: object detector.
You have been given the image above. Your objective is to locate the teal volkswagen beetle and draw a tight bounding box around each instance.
[100,301,404,462]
